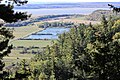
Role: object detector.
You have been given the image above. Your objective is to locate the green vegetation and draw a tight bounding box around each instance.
[11,25,43,39]
[4,23,52,66]
[0,25,13,79]
[0,0,31,79]
[4,40,52,65]
[11,40,52,47]
[24,16,120,80]
[0,1,120,79]
[4,21,50,67]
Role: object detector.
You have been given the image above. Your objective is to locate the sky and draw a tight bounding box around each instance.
[29,0,120,3]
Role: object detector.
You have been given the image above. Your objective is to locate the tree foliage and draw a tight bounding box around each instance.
[0,0,30,79]
[0,0,30,23]
[0,27,13,79]
[0,4,30,23]
[29,15,120,80]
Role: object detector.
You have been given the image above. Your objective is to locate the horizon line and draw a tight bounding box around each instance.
[28,2,120,4]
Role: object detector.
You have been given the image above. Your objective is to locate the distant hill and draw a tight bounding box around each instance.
[85,10,120,21]
[15,2,120,9]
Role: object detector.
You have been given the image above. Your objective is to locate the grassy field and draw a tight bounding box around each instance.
[4,40,52,66]
[12,24,43,40]
[4,22,52,66]
[10,40,53,47]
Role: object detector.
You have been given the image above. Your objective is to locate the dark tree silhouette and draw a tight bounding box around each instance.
[0,0,30,23]
[0,0,30,79]
[108,4,120,14]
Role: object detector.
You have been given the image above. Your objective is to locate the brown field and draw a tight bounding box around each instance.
[40,18,100,25]
[62,19,100,24]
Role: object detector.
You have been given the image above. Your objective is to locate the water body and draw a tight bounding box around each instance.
[24,27,70,40]
[18,7,108,40]
[15,8,109,15]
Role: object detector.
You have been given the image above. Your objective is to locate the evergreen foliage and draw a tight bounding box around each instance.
[0,0,120,79]
[15,59,31,79]
[0,27,13,79]
[30,15,120,80]
[0,0,29,79]
[0,4,30,23]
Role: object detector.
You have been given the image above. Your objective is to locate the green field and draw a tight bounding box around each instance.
[11,24,43,40]
[4,22,52,66]
[10,40,52,47]
[4,40,52,66]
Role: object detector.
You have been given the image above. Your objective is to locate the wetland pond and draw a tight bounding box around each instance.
[24,27,70,40]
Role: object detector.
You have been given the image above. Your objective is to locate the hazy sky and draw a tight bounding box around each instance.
[29,0,120,3]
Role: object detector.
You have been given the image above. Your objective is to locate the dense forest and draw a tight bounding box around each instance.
[26,15,120,80]
[0,0,120,80]
[2,15,119,80]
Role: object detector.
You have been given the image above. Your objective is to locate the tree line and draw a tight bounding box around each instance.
[24,15,120,80]
[1,14,120,80]
[0,0,120,79]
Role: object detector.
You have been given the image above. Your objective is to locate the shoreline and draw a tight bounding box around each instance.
[15,8,109,16]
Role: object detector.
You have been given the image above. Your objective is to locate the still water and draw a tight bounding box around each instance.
[19,8,108,40]
[24,27,70,40]
[15,8,109,15]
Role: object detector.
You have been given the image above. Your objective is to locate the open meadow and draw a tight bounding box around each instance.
[4,22,52,66]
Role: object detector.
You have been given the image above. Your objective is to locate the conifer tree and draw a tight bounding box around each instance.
[0,0,30,79]
[30,16,120,80]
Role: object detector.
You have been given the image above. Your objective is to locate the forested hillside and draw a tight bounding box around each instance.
[0,0,120,79]
[1,12,120,79]
[9,15,120,80]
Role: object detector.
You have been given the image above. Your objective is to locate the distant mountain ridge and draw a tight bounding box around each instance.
[14,2,120,9]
